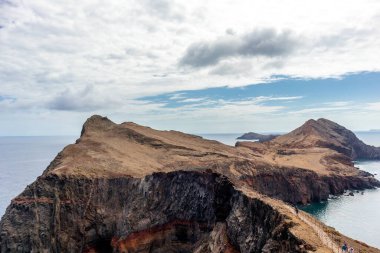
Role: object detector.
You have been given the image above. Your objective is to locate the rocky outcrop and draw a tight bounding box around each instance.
[241,166,380,204]
[0,171,308,253]
[1,115,380,252]
[237,132,279,142]
[235,118,380,204]
[273,118,380,160]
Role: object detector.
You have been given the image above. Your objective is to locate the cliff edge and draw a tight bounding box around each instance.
[1,115,379,252]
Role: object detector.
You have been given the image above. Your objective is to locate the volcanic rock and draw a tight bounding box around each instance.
[1,115,379,252]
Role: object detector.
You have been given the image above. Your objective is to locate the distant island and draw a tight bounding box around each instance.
[237,132,280,142]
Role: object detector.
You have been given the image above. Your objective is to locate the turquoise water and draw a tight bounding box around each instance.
[300,131,380,249]
[300,160,380,249]
[206,132,380,249]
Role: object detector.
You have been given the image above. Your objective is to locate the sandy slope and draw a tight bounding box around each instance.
[48,116,366,179]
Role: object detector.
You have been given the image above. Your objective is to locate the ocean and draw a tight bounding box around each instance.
[300,161,380,249]
[0,132,379,248]
[300,131,380,249]
[0,136,78,217]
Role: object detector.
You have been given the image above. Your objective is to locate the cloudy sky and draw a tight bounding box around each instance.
[1,0,380,135]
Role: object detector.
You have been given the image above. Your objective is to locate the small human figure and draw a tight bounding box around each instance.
[342,242,348,252]
[295,206,299,215]
[349,246,354,253]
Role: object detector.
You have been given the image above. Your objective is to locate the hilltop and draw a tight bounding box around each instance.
[1,115,379,252]
[237,118,380,176]
[272,118,380,160]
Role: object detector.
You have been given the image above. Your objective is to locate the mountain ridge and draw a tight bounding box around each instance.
[271,118,380,160]
[1,115,379,252]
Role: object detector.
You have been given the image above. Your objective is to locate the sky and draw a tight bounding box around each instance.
[0,0,380,135]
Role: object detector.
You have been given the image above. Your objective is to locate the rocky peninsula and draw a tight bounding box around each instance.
[1,116,379,252]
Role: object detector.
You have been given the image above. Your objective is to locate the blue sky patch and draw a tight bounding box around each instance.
[139,72,380,112]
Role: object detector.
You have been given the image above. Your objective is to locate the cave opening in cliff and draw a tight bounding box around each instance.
[89,238,113,253]
[213,176,234,221]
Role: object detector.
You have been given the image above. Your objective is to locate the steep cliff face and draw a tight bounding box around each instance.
[0,172,306,253]
[235,118,380,204]
[1,115,379,252]
[242,166,379,204]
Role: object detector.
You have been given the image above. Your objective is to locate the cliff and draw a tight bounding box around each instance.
[236,118,380,202]
[0,172,308,252]
[1,115,379,252]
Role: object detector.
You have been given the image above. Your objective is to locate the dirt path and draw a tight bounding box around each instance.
[284,205,342,253]
[239,186,341,253]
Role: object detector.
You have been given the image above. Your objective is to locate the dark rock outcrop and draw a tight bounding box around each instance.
[0,172,308,253]
[1,115,380,252]
[242,166,380,204]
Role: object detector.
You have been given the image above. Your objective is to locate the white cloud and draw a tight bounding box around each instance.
[367,102,380,111]
[289,107,351,115]
[323,101,352,107]
[1,0,380,101]
[47,85,121,111]
[255,96,303,102]
[289,100,354,115]
[169,93,186,100]
[140,96,293,120]
[180,97,207,103]
[1,0,380,134]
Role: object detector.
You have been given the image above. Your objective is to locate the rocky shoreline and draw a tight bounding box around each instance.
[1,115,380,252]
[241,166,380,204]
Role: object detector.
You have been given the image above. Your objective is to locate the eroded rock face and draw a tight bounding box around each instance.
[0,172,306,253]
[242,167,380,204]
[1,115,380,252]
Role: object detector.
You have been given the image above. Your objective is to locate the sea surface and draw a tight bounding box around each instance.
[300,131,380,249]
[0,136,78,217]
[198,133,244,146]
[0,132,380,248]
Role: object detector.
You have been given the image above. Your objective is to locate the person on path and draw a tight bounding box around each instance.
[342,242,348,252]
[349,246,354,253]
